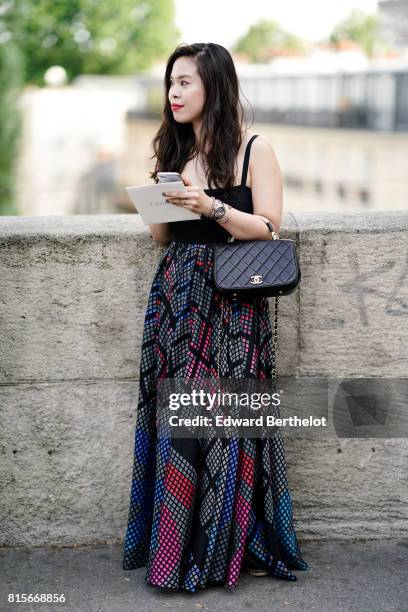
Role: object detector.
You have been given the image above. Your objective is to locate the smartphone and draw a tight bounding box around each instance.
[157,172,183,183]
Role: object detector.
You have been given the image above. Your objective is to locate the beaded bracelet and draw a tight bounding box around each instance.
[206,197,216,219]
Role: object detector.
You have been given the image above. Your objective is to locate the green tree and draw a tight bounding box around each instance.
[12,0,180,85]
[329,9,382,57]
[0,0,180,215]
[232,19,305,63]
[0,1,24,215]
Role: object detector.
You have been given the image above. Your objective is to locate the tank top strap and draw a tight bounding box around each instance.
[240,134,259,186]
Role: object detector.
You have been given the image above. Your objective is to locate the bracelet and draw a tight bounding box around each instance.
[207,197,216,219]
[206,197,226,221]
[203,197,214,219]
[204,196,215,219]
[218,211,231,225]
[217,202,232,224]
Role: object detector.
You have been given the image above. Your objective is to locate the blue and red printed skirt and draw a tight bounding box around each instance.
[122,240,309,592]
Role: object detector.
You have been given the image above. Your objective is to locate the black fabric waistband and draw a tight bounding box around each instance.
[172,240,217,245]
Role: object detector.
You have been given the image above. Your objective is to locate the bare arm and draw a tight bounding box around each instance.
[250,135,283,235]
[148,222,172,247]
[213,135,283,239]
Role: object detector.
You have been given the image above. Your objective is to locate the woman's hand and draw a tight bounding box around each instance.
[162,176,213,217]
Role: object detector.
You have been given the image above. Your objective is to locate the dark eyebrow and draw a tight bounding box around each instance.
[169,74,192,80]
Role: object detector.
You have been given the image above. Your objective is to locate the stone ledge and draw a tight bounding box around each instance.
[1,212,407,546]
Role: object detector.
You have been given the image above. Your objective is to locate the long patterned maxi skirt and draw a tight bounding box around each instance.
[122,240,309,592]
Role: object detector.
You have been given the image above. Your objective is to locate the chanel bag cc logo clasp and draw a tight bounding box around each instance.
[250,274,263,285]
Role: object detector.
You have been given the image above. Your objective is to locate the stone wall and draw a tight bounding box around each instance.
[1,212,407,547]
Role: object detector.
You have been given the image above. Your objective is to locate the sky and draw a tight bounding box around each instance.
[174,0,381,48]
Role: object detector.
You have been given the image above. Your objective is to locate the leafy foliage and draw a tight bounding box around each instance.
[8,0,180,85]
[0,1,23,214]
[329,9,382,57]
[232,19,305,62]
[0,0,179,214]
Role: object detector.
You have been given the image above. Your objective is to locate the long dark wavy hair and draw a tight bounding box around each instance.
[149,43,253,192]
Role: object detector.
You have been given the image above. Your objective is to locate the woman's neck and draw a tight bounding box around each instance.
[192,118,203,144]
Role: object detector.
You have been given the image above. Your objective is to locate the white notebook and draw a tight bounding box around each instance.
[125,181,200,224]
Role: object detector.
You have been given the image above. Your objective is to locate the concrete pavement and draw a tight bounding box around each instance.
[1,539,407,612]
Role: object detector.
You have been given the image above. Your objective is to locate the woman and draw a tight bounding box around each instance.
[122,42,309,593]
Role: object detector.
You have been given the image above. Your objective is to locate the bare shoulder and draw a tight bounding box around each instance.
[252,134,278,157]
[250,134,281,174]
[240,130,273,156]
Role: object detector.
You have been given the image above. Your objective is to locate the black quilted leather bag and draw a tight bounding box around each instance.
[213,222,301,384]
[213,227,301,298]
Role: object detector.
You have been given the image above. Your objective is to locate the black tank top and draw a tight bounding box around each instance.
[170,135,259,244]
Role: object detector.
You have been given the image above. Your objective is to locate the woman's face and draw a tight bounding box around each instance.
[168,56,206,124]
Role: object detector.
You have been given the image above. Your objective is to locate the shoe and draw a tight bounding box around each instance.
[246,567,269,577]
[157,586,179,593]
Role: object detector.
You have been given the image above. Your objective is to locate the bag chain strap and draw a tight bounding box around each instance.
[217,294,279,389]
[216,222,280,389]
